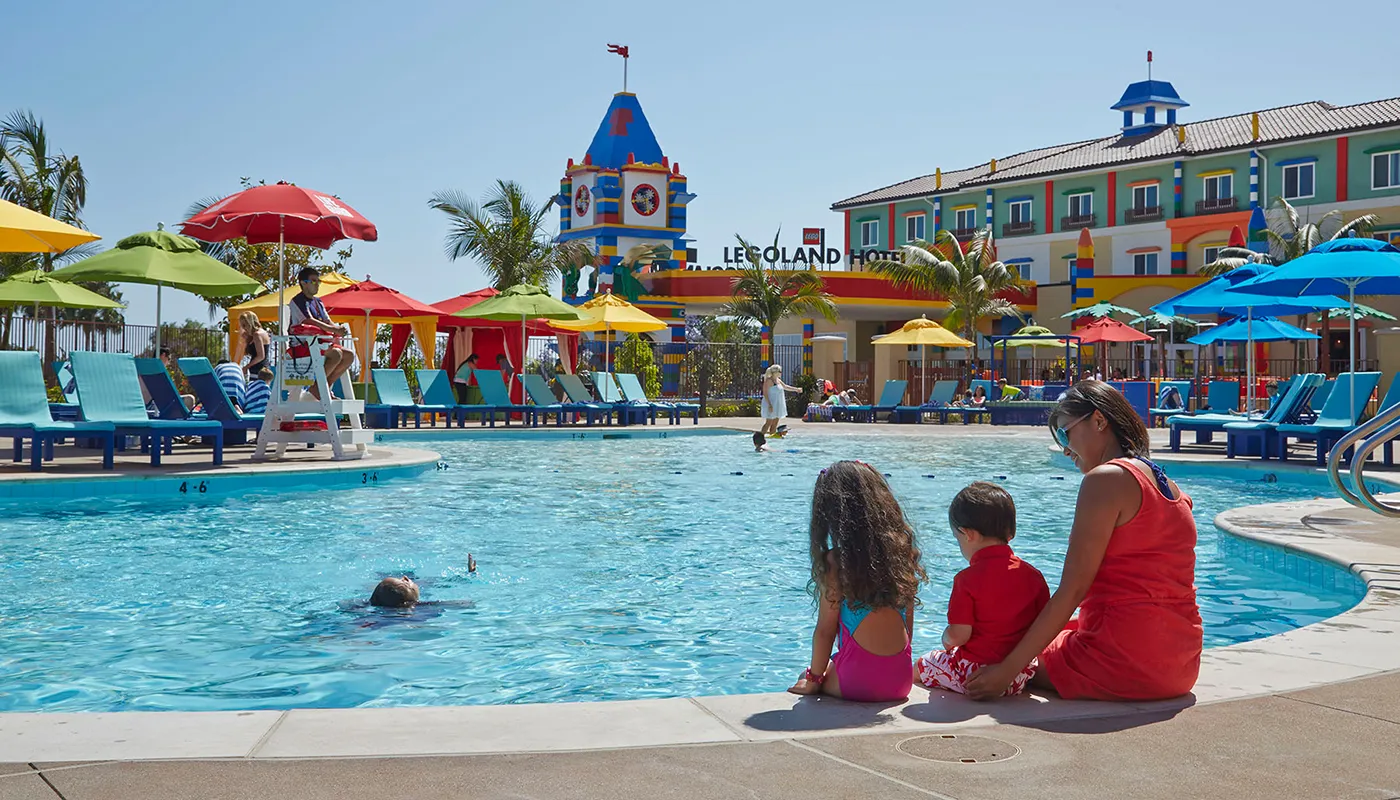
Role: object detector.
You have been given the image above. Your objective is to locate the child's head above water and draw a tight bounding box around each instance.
[808,460,927,610]
[370,576,420,608]
[948,481,1016,561]
[753,431,766,451]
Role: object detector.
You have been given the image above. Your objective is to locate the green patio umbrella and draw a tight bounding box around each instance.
[0,269,124,352]
[1324,303,1397,322]
[1000,324,1077,349]
[48,227,262,352]
[1059,301,1139,320]
[1128,312,1199,329]
[451,284,588,375]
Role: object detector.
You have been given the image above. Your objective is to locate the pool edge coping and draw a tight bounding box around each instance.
[2,452,1399,762]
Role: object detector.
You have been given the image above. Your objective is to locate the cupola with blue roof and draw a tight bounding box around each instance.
[1111,55,1188,137]
[556,90,694,303]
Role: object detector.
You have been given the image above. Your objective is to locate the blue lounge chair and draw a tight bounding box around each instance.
[1273,372,1382,465]
[1171,374,1317,452]
[0,351,115,471]
[892,380,959,424]
[474,369,542,426]
[595,372,654,425]
[369,369,455,428]
[1196,380,1241,414]
[178,357,296,445]
[558,373,628,425]
[69,351,223,466]
[846,379,909,423]
[135,357,197,421]
[1148,380,1192,427]
[521,373,610,426]
[416,368,499,428]
[1214,374,1323,458]
[615,372,699,425]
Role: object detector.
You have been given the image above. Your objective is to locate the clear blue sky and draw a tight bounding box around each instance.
[6,0,1396,328]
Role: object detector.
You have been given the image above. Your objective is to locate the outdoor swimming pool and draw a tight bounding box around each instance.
[0,431,1366,712]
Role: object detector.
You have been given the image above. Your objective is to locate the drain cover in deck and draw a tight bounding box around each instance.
[897,734,1019,764]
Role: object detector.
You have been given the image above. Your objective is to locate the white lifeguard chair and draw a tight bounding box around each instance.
[253,333,373,461]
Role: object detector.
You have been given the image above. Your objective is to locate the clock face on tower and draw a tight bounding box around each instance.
[574,185,591,217]
[630,184,659,217]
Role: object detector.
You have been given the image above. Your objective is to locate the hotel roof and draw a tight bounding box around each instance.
[832,97,1400,210]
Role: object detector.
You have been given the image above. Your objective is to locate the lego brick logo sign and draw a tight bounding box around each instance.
[802,228,822,246]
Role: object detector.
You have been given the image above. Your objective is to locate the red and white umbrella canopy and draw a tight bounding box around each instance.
[181,182,377,249]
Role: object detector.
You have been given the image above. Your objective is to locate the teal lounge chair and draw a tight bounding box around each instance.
[416,368,498,428]
[557,374,620,425]
[1195,380,1241,414]
[473,369,540,426]
[1148,380,1192,426]
[615,372,699,425]
[846,379,908,423]
[521,373,609,426]
[1214,374,1324,458]
[370,369,455,428]
[596,372,653,425]
[892,380,959,424]
[1171,374,1317,452]
[0,351,115,471]
[1273,372,1382,465]
[69,351,223,466]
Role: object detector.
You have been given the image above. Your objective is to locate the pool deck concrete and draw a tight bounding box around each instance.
[3,419,1400,798]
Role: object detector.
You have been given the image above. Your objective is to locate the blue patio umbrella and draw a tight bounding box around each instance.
[1246,206,1269,254]
[1228,236,1400,410]
[1187,315,1319,345]
[1154,263,1342,413]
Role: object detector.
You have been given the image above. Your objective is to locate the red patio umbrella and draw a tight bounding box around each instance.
[1075,317,1153,377]
[180,182,378,335]
[319,279,442,370]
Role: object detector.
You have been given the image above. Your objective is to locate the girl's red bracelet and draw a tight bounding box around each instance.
[803,668,826,685]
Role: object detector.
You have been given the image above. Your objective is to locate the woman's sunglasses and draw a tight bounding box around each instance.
[1051,413,1092,449]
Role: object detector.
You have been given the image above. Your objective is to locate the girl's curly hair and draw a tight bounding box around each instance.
[808,460,927,610]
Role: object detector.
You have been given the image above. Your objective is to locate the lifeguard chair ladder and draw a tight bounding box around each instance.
[253,334,373,461]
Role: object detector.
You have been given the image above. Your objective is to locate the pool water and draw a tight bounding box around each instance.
[0,432,1363,711]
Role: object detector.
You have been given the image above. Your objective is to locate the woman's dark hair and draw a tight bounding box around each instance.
[809,461,926,610]
[949,481,1016,541]
[466,353,479,364]
[1049,380,1150,458]
[973,385,986,398]
[369,578,418,608]
[296,266,320,282]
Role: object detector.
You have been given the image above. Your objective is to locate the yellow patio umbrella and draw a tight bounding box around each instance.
[226,271,358,357]
[0,198,100,253]
[551,290,668,366]
[872,315,974,401]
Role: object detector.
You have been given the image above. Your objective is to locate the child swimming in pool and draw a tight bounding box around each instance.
[914,482,1049,696]
[788,460,927,702]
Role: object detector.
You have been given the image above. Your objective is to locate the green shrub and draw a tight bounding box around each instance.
[616,334,662,398]
[738,398,761,417]
[705,403,739,418]
[786,372,818,417]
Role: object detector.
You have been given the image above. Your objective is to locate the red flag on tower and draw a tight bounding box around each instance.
[1147,50,1153,62]
[607,43,629,58]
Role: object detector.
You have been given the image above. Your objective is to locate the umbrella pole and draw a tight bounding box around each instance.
[155,284,163,355]
[276,217,286,337]
[363,310,372,379]
[1247,308,1254,417]
[921,343,926,402]
[1349,283,1357,412]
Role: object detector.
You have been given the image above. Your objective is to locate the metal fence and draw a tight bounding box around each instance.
[0,314,226,367]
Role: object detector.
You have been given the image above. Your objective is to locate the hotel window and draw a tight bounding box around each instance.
[1009,199,1032,224]
[1282,162,1315,200]
[1067,192,1093,218]
[1008,262,1031,280]
[954,207,978,230]
[1131,183,1159,210]
[859,219,879,247]
[1373,151,1400,190]
[1204,173,1233,202]
[1133,253,1159,276]
[1203,246,1222,267]
[905,213,926,242]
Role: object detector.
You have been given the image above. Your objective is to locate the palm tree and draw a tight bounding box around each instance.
[1200,197,1378,276]
[722,232,838,364]
[429,180,592,290]
[864,229,1024,379]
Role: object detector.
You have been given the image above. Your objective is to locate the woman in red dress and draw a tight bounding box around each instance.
[965,381,1203,701]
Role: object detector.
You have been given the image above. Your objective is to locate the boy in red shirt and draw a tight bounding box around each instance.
[916,481,1050,697]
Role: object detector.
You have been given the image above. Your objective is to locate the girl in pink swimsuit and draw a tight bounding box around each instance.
[788,461,928,702]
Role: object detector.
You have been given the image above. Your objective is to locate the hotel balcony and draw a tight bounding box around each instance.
[1195,197,1238,215]
[1059,214,1097,230]
[951,227,982,241]
[1123,205,1164,224]
[1001,220,1036,237]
